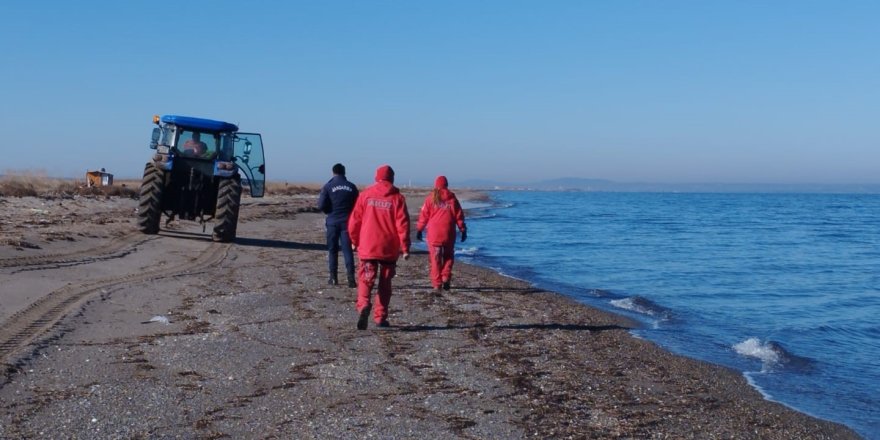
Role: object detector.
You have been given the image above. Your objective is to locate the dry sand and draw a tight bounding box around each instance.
[0,189,860,439]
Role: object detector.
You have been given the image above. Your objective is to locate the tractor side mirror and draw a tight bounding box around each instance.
[150,128,161,149]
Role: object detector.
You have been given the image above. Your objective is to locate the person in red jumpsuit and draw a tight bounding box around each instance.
[416,176,467,292]
[348,165,411,329]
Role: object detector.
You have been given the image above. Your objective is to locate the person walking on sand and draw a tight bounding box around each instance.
[416,176,467,292]
[348,165,411,330]
[317,163,359,287]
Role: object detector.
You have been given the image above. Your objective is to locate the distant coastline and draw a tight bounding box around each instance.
[3,172,879,195]
[457,177,880,194]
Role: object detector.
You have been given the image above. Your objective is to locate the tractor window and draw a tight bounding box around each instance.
[159,126,174,146]
[177,130,219,159]
[233,133,266,197]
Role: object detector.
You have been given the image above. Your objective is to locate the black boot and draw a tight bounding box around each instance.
[347,273,357,288]
[328,275,338,286]
[357,304,372,330]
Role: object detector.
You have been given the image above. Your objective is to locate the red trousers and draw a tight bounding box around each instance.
[357,260,396,323]
[428,243,455,288]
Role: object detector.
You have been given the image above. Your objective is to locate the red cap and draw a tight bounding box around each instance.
[434,176,448,189]
[375,165,395,183]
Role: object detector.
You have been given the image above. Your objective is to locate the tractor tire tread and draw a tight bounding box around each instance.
[212,178,242,242]
[137,162,164,234]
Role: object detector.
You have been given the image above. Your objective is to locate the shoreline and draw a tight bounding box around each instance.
[441,260,859,437]
[459,189,876,439]
[0,192,862,438]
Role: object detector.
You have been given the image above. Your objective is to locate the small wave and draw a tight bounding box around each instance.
[609,296,673,320]
[734,338,780,365]
[733,338,815,373]
[455,246,479,256]
[743,372,774,400]
[491,268,530,283]
[467,212,497,220]
[586,288,615,298]
[460,201,493,210]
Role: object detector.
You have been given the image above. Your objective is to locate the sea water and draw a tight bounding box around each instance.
[456,191,879,439]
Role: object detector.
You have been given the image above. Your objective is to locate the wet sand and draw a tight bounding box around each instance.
[0,191,860,438]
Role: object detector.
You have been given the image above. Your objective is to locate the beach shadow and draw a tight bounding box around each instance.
[157,230,213,242]
[396,323,628,333]
[156,231,325,250]
[234,237,325,251]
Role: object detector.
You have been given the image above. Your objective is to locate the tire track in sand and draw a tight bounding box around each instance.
[0,240,230,365]
[0,232,156,272]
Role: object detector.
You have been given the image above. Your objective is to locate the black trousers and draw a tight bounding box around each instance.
[326,222,354,278]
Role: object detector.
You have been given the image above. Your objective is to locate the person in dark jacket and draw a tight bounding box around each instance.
[317,163,359,287]
[416,176,467,291]
[348,165,411,329]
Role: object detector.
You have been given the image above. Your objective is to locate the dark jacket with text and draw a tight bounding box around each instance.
[317,175,359,225]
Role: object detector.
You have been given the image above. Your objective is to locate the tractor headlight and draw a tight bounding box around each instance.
[157,145,170,154]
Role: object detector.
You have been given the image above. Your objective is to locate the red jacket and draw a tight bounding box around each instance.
[417,177,466,246]
[348,168,411,261]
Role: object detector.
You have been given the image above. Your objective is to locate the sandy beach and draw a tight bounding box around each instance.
[0,188,861,439]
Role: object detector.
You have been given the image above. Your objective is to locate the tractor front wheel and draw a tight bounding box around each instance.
[137,162,165,234]
[212,177,242,242]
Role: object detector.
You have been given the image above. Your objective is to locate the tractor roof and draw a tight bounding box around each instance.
[160,115,238,133]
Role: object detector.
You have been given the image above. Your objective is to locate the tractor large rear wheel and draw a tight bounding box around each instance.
[137,162,165,234]
[212,177,242,242]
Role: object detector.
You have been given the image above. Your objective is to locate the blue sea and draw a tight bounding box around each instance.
[457,191,879,439]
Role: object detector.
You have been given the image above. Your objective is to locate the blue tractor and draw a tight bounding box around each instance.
[137,115,266,242]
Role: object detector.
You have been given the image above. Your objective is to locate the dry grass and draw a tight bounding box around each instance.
[0,172,324,199]
[0,173,139,199]
[265,181,322,196]
[262,181,437,200]
[0,172,456,200]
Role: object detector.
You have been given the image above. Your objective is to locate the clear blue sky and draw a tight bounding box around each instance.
[1,1,877,185]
